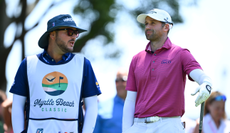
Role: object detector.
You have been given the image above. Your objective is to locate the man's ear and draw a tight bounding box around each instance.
[49,31,56,40]
[164,24,170,32]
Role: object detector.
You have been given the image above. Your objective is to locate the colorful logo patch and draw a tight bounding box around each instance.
[36,128,43,133]
[42,71,68,96]
[96,81,100,88]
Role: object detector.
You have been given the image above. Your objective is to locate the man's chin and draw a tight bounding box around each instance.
[67,47,74,52]
[62,48,73,53]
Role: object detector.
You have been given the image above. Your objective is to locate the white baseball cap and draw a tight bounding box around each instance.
[137,9,173,25]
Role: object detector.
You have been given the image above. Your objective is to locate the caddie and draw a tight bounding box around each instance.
[10,14,101,133]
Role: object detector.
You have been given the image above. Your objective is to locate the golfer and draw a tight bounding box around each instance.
[122,9,212,133]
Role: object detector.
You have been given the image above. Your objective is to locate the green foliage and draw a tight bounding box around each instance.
[0,0,198,91]
[127,0,184,29]
[72,0,196,56]
[73,0,121,53]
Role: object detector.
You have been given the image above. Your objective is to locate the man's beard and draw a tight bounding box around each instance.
[56,37,74,53]
[145,29,162,41]
[145,29,155,40]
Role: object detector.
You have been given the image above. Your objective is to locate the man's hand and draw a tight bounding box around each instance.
[191,82,212,107]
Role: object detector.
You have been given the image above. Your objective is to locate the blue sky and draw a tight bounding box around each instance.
[5,0,230,120]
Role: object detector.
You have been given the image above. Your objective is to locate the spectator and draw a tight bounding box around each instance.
[193,91,230,133]
[0,90,7,132]
[2,99,13,133]
[93,68,128,133]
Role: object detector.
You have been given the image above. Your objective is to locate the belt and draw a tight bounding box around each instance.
[134,116,180,123]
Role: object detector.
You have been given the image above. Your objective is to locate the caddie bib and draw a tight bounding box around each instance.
[26,54,84,133]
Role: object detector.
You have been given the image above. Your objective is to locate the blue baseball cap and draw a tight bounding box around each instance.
[38,14,87,49]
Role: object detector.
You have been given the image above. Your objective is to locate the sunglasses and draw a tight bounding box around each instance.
[214,95,226,101]
[55,28,79,36]
[115,76,127,83]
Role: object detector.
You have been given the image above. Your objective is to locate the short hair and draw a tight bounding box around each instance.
[161,22,170,34]
[204,91,227,119]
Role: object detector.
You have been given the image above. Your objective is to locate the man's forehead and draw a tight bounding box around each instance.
[145,16,160,22]
[59,27,77,30]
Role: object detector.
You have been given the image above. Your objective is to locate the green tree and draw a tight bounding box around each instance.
[0,0,69,92]
[73,0,197,59]
[0,0,197,92]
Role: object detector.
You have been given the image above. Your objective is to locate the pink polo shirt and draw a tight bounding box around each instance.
[126,38,202,118]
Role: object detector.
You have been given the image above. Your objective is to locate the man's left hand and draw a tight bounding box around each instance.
[191,82,212,107]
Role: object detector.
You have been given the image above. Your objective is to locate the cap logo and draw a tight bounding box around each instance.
[52,22,55,27]
[63,17,74,22]
[164,18,170,23]
[149,10,157,14]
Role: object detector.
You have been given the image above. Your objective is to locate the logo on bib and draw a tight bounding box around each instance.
[36,128,43,133]
[42,71,68,96]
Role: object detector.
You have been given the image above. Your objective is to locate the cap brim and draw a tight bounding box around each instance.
[38,25,87,49]
[137,14,148,24]
[137,14,165,24]
[137,14,173,25]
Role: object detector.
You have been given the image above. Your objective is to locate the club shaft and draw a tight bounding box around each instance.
[199,102,205,133]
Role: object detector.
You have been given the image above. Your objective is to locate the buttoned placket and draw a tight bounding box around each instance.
[151,53,157,79]
[152,58,155,71]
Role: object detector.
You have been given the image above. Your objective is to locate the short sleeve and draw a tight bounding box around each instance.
[9,58,29,97]
[126,56,137,92]
[180,49,202,80]
[81,58,101,98]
